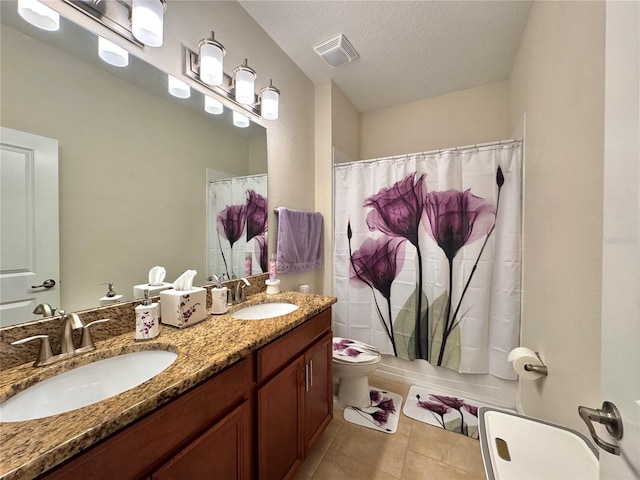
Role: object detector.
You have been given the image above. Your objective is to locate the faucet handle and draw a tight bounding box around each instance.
[33,303,56,317]
[11,335,54,367]
[77,318,110,352]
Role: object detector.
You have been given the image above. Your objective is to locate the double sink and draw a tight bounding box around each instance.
[0,302,298,423]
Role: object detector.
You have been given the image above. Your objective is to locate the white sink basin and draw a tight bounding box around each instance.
[231,302,298,320]
[0,350,177,423]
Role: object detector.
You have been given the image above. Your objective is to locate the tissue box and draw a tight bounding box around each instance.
[160,287,207,328]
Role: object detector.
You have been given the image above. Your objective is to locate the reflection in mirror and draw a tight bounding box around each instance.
[0,1,267,325]
[207,172,268,280]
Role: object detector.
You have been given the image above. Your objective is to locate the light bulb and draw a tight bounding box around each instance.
[233,111,250,128]
[234,61,256,106]
[199,35,225,87]
[168,75,190,99]
[98,37,129,67]
[260,82,280,120]
[18,0,60,31]
[131,0,165,47]
[205,96,223,115]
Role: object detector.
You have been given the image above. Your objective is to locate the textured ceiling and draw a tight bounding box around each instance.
[239,1,532,112]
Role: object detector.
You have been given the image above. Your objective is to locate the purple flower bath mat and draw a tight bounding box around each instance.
[403,385,506,440]
[343,388,403,434]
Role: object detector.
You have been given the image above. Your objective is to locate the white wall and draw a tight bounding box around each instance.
[508,1,605,433]
[601,2,640,476]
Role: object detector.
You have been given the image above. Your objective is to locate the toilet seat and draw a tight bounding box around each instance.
[332,337,381,364]
[332,337,381,408]
[333,356,380,365]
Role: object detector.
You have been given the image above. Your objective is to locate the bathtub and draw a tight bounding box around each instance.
[478,407,599,480]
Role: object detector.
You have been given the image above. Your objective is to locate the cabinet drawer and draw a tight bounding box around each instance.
[41,356,253,480]
[256,309,331,383]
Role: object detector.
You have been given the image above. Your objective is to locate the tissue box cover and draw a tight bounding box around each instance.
[160,287,206,328]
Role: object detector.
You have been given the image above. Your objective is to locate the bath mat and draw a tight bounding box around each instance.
[403,385,508,440]
[343,387,403,434]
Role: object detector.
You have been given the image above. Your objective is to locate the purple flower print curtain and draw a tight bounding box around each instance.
[207,173,268,279]
[333,141,522,378]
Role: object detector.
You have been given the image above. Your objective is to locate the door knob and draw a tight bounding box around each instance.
[31,279,56,289]
[578,401,623,455]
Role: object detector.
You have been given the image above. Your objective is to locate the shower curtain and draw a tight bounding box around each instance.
[207,173,268,279]
[333,141,522,379]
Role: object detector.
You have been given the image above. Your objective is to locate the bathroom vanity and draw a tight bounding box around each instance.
[0,292,335,480]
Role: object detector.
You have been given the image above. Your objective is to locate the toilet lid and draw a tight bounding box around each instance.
[332,337,380,364]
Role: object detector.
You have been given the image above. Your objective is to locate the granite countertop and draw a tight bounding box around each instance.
[0,291,336,480]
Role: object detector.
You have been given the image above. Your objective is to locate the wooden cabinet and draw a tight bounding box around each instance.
[41,357,253,480]
[256,310,332,479]
[39,308,332,480]
[151,400,252,480]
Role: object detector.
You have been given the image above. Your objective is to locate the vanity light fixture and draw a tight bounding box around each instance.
[232,111,250,128]
[259,80,280,120]
[98,36,129,67]
[131,0,167,47]
[198,32,226,87]
[184,38,281,121]
[233,59,256,106]
[168,74,191,99]
[205,95,224,115]
[17,0,60,31]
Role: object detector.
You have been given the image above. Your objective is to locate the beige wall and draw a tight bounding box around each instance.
[315,82,333,295]
[508,1,605,432]
[331,84,361,162]
[360,81,509,159]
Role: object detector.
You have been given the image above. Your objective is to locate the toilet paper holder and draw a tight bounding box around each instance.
[523,352,548,376]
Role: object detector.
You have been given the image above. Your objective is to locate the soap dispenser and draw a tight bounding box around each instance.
[100,282,123,306]
[135,289,160,340]
[210,275,228,315]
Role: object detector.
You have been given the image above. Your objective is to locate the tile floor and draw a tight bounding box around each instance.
[294,374,486,480]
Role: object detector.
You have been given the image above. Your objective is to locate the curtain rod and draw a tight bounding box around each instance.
[336,138,523,168]
[208,172,267,184]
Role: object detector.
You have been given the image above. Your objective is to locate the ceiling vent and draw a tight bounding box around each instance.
[314,34,358,68]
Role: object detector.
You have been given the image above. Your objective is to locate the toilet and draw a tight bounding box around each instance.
[332,337,381,408]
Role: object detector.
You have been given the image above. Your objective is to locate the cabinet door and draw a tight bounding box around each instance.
[151,400,252,480]
[303,332,333,454]
[257,358,304,480]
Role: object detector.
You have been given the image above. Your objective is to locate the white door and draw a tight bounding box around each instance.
[0,127,60,327]
[596,1,640,478]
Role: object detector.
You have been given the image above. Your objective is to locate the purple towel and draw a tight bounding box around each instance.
[276,207,323,273]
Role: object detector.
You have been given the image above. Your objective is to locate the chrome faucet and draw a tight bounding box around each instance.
[60,310,84,355]
[227,277,250,305]
[11,310,109,367]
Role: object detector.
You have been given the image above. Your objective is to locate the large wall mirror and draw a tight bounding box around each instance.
[0,1,268,325]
